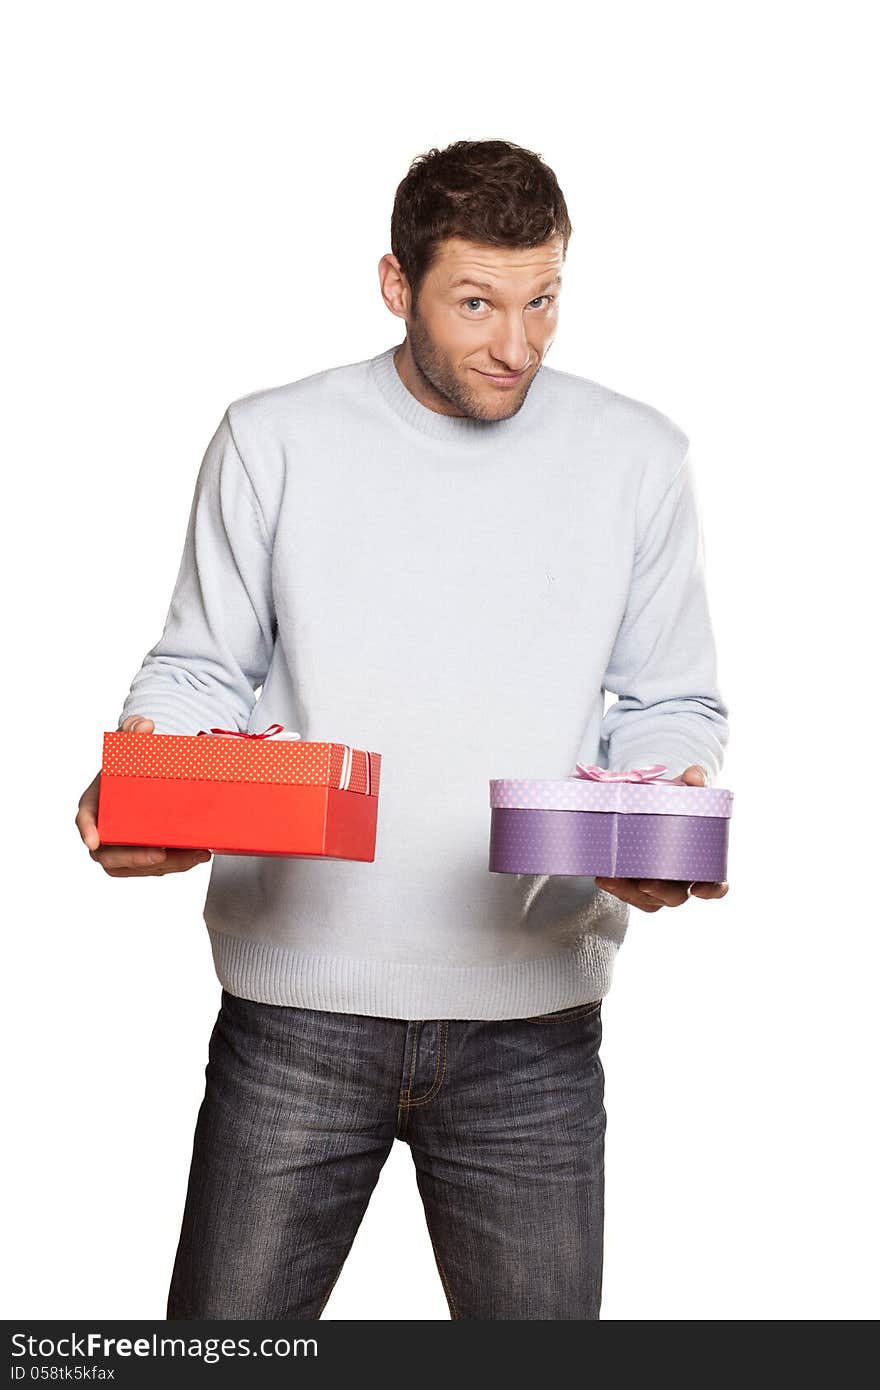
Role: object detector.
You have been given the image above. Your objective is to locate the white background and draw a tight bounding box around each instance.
[4,0,877,1321]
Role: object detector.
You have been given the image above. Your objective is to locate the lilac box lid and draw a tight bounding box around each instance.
[489,777,733,819]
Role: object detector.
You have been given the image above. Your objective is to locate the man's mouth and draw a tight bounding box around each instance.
[474,366,529,384]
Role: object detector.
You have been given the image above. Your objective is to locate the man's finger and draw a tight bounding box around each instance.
[595,877,663,912]
[101,850,211,872]
[76,808,100,851]
[636,879,690,908]
[90,845,167,870]
[102,852,211,877]
[76,773,102,850]
[92,846,211,873]
[156,849,212,870]
[689,880,729,900]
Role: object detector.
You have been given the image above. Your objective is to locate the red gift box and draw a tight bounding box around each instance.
[96,724,382,860]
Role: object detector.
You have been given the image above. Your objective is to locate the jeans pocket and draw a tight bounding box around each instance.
[524,999,602,1025]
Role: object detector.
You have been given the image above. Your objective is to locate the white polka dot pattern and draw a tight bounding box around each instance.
[488,777,732,819]
[102,732,382,796]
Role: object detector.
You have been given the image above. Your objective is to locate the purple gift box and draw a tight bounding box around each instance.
[488,763,733,882]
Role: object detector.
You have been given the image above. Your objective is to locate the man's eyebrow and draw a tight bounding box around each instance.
[447,274,563,294]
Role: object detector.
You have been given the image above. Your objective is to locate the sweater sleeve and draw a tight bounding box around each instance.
[114,410,276,736]
[597,445,729,783]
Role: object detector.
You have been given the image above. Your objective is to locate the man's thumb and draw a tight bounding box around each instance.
[123,715,155,733]
[682,764,708,786]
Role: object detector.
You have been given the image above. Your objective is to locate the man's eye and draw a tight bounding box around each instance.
[461,295,556,313]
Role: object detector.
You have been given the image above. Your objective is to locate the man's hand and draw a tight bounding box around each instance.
[594,764,729,912]
[76,715,212,877]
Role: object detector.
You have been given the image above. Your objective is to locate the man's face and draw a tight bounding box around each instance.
[382,235,565,422]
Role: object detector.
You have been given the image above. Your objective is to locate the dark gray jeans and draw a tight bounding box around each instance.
[167,988,606,1320]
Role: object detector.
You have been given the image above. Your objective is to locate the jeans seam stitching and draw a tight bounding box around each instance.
[399,1021,449,1107]
[396,1023,421,1136]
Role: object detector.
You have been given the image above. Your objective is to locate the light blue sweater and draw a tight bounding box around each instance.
[115,342,729,1019]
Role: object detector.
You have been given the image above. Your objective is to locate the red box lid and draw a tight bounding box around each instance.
[101,731,381,796]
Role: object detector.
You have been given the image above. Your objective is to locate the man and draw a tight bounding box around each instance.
[76,138,729,1320]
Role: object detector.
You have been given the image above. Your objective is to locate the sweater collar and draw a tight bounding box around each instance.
[369,341,545,442]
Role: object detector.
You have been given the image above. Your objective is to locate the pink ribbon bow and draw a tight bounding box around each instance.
[573,762,686,785]
[197,723,302,740]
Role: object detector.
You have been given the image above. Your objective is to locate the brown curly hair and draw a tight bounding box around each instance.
[390,139,572,310]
